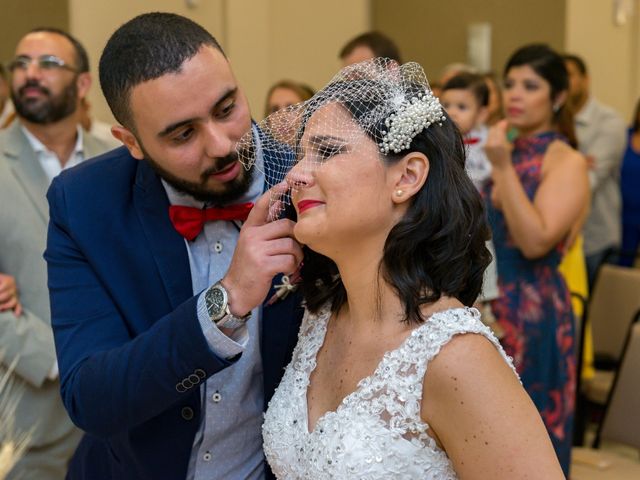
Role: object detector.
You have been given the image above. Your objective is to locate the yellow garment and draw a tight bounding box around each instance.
[558,235,595,380]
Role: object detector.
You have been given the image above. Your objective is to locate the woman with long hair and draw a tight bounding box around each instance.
[483,44,590,474]
[241,58,564,479]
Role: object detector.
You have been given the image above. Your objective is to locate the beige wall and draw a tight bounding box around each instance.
[69,0,369,125]
[372,0,566,83]
[13,1,636,127]
[69,0,226,124]
[565,0,638,122]
[0,0,69,65]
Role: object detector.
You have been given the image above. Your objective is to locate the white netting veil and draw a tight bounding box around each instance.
[237,58,445,220]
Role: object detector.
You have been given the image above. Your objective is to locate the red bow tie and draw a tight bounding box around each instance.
[464,137,481,145]
[169,203,254,241]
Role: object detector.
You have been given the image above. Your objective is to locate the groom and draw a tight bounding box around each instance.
[45,13,304,480]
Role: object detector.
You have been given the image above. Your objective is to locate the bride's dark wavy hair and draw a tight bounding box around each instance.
[298,82,492,324]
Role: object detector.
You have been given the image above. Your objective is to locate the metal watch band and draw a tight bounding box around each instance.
[215,310,251,330]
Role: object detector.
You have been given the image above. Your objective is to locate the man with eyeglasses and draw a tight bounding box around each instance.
[0,27,110,480]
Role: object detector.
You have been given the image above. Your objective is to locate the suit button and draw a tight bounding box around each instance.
[194,369,206,379]
[181,407,194,420]
[188,373,200,384]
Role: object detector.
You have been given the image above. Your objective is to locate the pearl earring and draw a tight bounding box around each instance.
[395,189,404,197]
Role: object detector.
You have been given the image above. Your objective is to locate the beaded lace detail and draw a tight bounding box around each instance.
[263,305,517,479]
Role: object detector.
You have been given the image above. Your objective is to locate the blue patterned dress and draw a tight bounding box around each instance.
[483,131,576,475]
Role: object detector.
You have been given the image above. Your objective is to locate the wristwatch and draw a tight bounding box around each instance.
[205,282,251,329]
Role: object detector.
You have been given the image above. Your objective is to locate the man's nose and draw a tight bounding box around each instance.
[203,124,233,159]
[24,60,44,80]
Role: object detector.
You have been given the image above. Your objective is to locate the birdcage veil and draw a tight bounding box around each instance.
[237,57,445,220]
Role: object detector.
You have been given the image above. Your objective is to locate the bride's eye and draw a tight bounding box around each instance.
[315,143,345,161]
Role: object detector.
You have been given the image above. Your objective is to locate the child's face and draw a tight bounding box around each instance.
[441,89,485,135]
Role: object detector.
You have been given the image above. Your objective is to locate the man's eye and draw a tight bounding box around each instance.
[40,60,59,69]
[173,128,194,143]
[219,101,235,117]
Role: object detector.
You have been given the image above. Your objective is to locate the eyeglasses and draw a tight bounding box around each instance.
[8,55,78,73]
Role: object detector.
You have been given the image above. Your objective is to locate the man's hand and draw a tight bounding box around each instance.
[0,273,23,316]
[221,184,303,316]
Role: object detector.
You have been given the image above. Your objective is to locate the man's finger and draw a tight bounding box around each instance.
[244,182,289,227]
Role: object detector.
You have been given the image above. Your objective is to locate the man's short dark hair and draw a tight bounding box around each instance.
[442,72,489,107]
[339,31,402,63]
[563,53,588,76]
[29,27,90,73]
[99,12,224,129]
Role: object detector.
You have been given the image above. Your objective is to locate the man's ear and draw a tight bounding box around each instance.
[390,152,429,204]
[111,125,144,159]
[76,72,92,100]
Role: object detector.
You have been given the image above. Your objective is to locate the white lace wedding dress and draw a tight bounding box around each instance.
[263,304,516,479]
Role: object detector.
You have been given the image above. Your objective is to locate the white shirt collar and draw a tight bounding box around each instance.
[575,96,596,126]
[21,124,85,182]
[21,123,85,155]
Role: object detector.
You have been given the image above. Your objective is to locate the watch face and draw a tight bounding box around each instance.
[206,285,227,320]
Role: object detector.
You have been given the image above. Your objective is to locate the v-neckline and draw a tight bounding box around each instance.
[302,307,468,435]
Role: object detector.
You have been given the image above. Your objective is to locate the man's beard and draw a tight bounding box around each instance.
[11,78,78,124]
[141,144,254,204]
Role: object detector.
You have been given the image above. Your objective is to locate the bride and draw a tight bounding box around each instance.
[242,59,564,479]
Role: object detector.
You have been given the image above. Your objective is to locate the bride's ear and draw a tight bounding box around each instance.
[390,152,429,204]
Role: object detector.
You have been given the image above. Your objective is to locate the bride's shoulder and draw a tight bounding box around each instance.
[415,306,516,376]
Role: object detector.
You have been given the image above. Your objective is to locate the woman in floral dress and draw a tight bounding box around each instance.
[483,44,590,475]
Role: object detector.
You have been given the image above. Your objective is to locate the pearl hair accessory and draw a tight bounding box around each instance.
[379,90,446,154]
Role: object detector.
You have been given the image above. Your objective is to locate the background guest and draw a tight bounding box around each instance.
[619,97,640,266]
[563,53,626,287]
[338,30,402,66]
[0,27,110,480]
[264,79,314,117]
[483,44,589,475]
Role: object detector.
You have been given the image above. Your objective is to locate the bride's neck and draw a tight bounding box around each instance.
[334,252,404,328]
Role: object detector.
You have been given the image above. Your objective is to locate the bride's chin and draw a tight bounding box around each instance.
[293,224,326,253]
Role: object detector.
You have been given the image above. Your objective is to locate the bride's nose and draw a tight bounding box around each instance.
[286,159,315,190]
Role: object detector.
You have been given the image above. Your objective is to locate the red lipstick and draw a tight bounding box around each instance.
[297,199,324,214]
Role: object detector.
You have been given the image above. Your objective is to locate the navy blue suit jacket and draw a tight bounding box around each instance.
[45,145,303,480]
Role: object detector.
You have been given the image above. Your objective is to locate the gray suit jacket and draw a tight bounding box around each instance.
[0,121,109,450]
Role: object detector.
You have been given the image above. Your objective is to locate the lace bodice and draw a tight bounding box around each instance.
[263,305,516,479]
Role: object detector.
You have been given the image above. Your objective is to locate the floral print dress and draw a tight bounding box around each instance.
[484,131,576,475]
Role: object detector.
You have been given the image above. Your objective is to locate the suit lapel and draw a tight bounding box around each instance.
[133,160,193,309]
[261,277,304,402]
[3,123,50,222]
